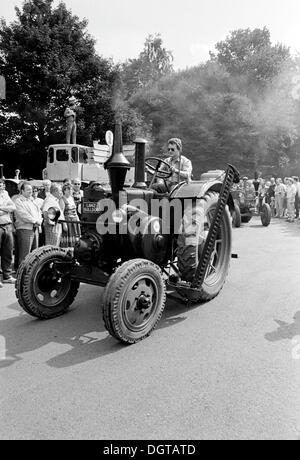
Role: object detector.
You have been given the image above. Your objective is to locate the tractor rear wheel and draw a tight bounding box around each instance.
[16,246,79,319]
[102,259,166,344]
[261,203,271,226]
[177,192,232,303]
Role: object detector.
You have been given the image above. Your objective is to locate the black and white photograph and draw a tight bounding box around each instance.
[0,0,300,442]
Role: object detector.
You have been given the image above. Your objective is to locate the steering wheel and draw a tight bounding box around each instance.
[145,157,173,179]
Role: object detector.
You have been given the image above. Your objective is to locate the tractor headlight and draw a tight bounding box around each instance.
[111,209,125,224]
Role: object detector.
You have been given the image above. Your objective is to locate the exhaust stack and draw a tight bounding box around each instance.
[105,118,130,196]
[133,138,147,188]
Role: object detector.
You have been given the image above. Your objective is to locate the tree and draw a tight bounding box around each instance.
[0,0,116,177]
[211,27,290,85]
[122,34,174,97]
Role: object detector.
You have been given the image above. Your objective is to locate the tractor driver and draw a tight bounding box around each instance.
[151,138,193,193]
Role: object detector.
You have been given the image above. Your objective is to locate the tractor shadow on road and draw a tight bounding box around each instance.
[0,284,120,369]
[0,285,196,369]
[264,311,300,342]
[158,292,203,330]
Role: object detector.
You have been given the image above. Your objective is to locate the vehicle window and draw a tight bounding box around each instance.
[48,147,54,163]
[71,147,78,163]
[79,147,88,163]
[56,149,69,162]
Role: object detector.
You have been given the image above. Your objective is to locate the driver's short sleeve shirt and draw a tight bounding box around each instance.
[163,155,193,183]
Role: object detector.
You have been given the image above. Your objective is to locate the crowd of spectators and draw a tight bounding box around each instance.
[0,177,83,287]
[236,175,300,222]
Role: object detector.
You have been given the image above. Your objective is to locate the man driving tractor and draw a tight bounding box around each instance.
[151,138,193,193]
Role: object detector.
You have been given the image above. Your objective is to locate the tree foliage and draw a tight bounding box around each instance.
[212,27,290,85]
[125,28,300,177]
[121,34,174,97]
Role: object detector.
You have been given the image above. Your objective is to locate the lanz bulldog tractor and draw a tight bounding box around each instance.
[16,123,240,344]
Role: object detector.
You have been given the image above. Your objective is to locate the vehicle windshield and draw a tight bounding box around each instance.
[56,149,69,162]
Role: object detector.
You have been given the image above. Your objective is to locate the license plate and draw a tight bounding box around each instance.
[83,201,101,213]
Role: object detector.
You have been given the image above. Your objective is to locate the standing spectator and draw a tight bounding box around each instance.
[253,172,260,198]
[0,178,16,287]
[267,178,276,216]
[293,177,300,219]
[59,183,80,248]
[258,178,266,211]
[38,179,52,200]
[37,180,51,245]
[275,178,285,218]
[63,178,72,187]
[285,178,296,222]
[14,182,42,267]
[11,181,24,271]
[32,187,44,210]
[32,187,44,247]
[64,96,77,144]
[283,177,290,217]
[72,178,83,218]
[42,183,64,246]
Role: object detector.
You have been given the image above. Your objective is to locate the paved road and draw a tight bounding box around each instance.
[0,216,300,440]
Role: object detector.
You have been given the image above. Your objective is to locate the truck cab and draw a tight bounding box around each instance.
[42,142,135,185]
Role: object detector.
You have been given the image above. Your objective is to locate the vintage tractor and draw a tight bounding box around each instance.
[16,123,240,344]
[230,184,271,227]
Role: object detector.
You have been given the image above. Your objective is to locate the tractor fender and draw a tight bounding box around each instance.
[170,180,235,213]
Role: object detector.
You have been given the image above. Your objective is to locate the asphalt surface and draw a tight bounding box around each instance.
[0,216,300,440]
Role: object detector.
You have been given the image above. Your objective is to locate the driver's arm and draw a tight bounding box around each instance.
[172,158,192,182]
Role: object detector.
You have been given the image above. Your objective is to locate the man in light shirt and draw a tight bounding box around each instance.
[151,138,193,193]
[285,177,296,222]
[0,178,16,287]
[14,182,43,267]
[274,178,286,218]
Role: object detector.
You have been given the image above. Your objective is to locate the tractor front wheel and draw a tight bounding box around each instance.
[16,246,80,319]
[102,259,166,344]
[261,203,271,226]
